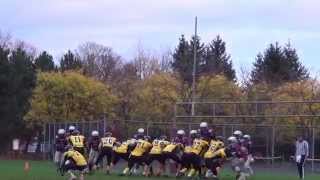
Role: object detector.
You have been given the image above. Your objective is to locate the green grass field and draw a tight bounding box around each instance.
[0,159,319,180]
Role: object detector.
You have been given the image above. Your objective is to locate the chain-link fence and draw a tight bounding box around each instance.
[40,101,320,172]
[42,119,320,172]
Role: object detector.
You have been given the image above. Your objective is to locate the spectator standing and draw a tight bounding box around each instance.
[295,136,309,180]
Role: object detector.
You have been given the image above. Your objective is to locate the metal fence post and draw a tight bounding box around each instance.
[43,123,46,160]
[48,123,51,161]
[53,123,56,142]
[147,122,150,136]
[222,125,226,140]
[271,125,275,167]
[103,117,107,134]
[312,127,315,172]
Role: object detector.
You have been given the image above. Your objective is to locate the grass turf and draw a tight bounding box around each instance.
[0,160,319,180]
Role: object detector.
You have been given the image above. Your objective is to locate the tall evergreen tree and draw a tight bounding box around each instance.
[203,35,236,81]
[34,51,55,71]
[172,35,204,85]
[283,42,309,81]
[60,50,82,71]
[0,46,36,149]
[251,42,308,85]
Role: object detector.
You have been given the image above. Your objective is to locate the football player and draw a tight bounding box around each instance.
[233,130,243,144]
[205,147,232,179]
[54,129,68,168]
[178,130,198,177]
[243,134,254,175]
[204,137,225,178]
[88,130,100,172]
[186,133,209,178]
[145,135,170,176]
[199,122,211,142]
[68,130,86,155]
[122,135,152,176]
[112,138,136,166]
[228,136,248,180]
[136,128,145,139]
[163,129,187,175]
[67,126,76,136]
[96,132,116,174]
[60,147,87,180]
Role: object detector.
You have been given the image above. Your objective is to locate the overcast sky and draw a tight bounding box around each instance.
[1,0,320,76]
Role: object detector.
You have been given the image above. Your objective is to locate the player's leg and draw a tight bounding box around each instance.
[78,166,87,180]
[92,150,99,170]
[144,154,153,176]
[231,158,241,180]
[123,155,136,175]
[54,151,61,168]
[179,153,191,176]
[168,152,182,175]
[157,154,166,176]
[111,151,121,167]
[88,149,95,171]
[187,154,200,178]
[64,159,78,180]
[105,148,113,174]
[151,154,165,176]
[204,158,213,178]
[212,160,222,179]
[95,149,105,168]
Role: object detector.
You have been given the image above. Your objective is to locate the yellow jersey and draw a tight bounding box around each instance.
[131,139,152,156]
[190,138,209,155]
[100,137,116,148]
[205,148,227,159]
[163,142,182,153]
[69,135,85,148]
[114,139,134,154]
[184,145,193,153]
[64,150,87,166]
[150,140,170,155]
[204,140,224,158]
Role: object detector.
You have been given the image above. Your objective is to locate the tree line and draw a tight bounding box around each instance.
[0,32,316,151]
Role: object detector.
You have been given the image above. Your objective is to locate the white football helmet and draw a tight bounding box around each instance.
[243,134,251,140]
[58,129,65,135]
[190,130,198,135]
[233,130,243,136]
[68,125,75,131]
[91,130,99,136]
[200,122,208,128]
[227,136,237,143]
[177,130,185,135]
[138,128,145,134]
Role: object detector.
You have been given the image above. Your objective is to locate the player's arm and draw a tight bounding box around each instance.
[98,139,103,151]
[83,136,86,147]
[68,136,73,146]
[113,137,117,147]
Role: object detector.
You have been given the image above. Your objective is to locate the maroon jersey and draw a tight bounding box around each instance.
[242,140,252,154]
[55,135,68,152]
[88,137,100,151]
[238,146,249,160]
